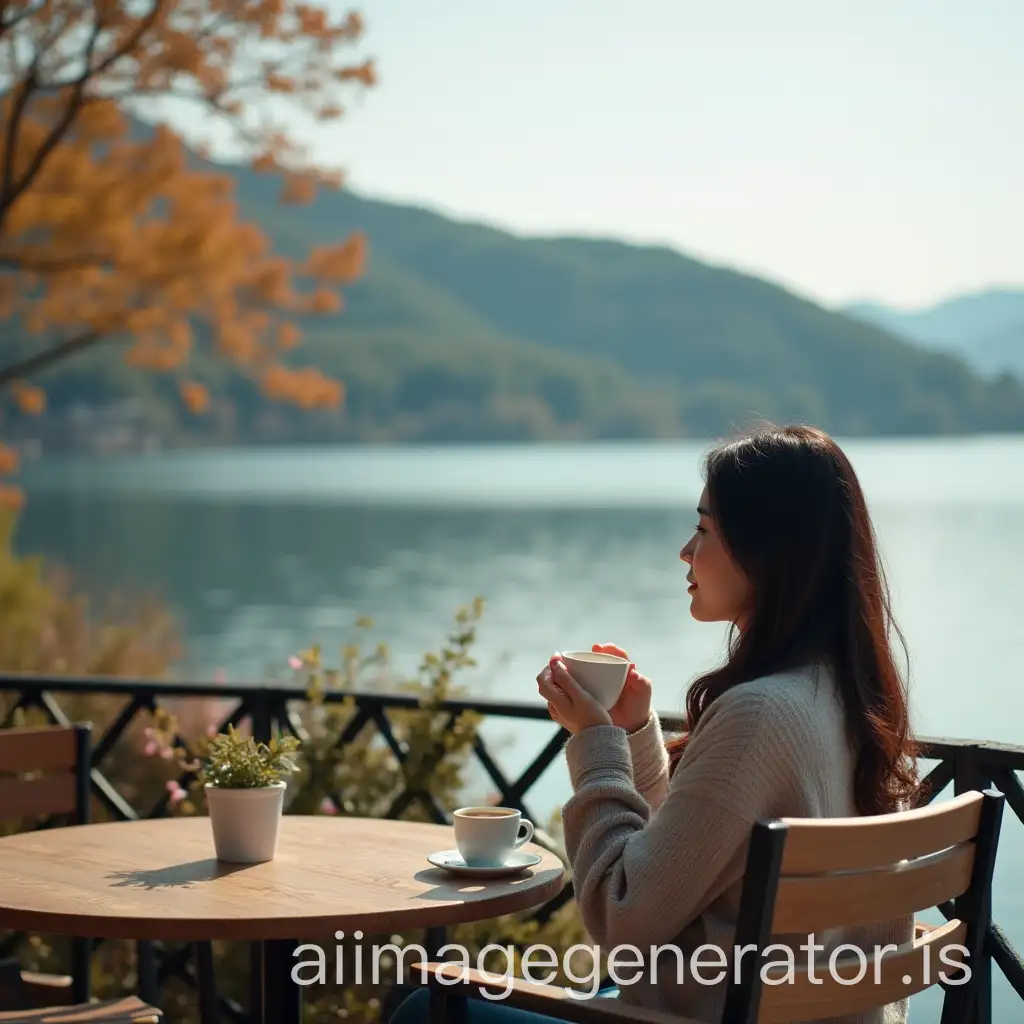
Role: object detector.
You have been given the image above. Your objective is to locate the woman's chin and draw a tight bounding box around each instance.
[688,592,723,623]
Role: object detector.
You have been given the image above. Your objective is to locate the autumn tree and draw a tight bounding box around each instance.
[0,0,377,505]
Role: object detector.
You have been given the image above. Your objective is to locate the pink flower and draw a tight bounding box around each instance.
[319,797,338,815]
[288,656,302,669]
[166,781,187,805]
[143,740,158,757]
[160,746,174,760]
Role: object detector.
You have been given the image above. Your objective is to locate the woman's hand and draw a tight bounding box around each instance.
[536,655,613,735]
[592,643,652,734]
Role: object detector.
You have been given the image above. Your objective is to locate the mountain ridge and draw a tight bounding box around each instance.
[4,141,1024,448]
[844,289,1024,380]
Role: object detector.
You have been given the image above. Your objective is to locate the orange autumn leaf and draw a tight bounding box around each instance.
[180,381,210,414]
[266,73,297,94]
[303,233,367,281]
[277,323,302,351]
[0,484,24,511]
[307,289,344,314]
[12,382,45,415]
[261,365,344,408]
[0,444,20,475]
[251,153,278,173]
[280,173,317,205]
[335,61,377,86]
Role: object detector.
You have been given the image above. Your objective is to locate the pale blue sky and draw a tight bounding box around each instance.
[186,1,1023,310]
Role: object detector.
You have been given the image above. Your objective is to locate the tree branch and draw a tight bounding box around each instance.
[0,0,46,41]
[0,62,39,220]
[0,250,111,273]
[0,18,101,231]
[0,330,102,390]
[90,0,163,77]
[0,0,167,235]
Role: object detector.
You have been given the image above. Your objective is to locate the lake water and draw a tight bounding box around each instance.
[12,437,1024,1018]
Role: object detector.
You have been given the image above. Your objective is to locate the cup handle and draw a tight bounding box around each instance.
[514,819,534,849]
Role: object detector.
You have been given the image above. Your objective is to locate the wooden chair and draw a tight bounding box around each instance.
[409,788,1004,1023]
[0,998,160,1024]
[0,725,162,1024]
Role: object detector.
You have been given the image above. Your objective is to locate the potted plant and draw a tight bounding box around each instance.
[202,725,301,863]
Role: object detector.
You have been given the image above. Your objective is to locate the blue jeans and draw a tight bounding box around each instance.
[387,985,620,1023]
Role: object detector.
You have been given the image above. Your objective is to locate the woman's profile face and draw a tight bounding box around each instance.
[679,486,751,626]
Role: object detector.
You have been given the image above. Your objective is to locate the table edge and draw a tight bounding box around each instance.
[0,867,567,941]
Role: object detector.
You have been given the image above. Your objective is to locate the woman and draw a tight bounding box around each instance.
[391,423,917,1023]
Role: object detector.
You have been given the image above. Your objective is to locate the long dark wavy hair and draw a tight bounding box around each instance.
[666,423,919,815]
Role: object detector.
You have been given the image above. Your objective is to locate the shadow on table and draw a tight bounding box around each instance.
[106,859,254,890]
[410,867,564,903]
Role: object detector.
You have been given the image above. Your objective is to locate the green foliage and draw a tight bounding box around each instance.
[203,727,300,789]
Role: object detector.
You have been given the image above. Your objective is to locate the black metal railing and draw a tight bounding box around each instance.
[2,673,1023,1024]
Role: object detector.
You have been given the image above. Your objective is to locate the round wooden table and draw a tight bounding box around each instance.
[0,815,566,1024]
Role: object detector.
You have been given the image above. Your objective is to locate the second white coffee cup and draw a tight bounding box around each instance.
[453,806,534,867]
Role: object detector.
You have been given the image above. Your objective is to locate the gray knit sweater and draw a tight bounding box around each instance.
[561,663,912,1023]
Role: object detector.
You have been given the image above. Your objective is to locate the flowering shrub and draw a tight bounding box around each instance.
[206,727,301,788]
[145,720,299,791]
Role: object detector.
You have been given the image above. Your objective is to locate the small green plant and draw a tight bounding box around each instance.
[202,726,300,789]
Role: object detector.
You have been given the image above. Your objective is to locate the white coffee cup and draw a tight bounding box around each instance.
[560,650,629,709]
[453,806,534,867]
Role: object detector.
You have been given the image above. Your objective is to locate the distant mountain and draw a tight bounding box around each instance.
[234,178,1024,438]
[6,144,1024,447]
[844,290,1024,380]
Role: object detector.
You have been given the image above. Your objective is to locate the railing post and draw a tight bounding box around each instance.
[954,745,993,1024]
[250,692,272,745]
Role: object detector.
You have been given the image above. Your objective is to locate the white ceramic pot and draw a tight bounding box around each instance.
[205,781,286,863]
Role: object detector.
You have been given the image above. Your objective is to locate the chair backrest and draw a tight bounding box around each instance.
[722,788,1004,1024]
[0,724,91,825]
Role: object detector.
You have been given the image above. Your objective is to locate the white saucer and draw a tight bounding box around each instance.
[427,849,542,878]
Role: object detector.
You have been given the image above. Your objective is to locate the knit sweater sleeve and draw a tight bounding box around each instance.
[560,689,796,950]
[625,712,670,810]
